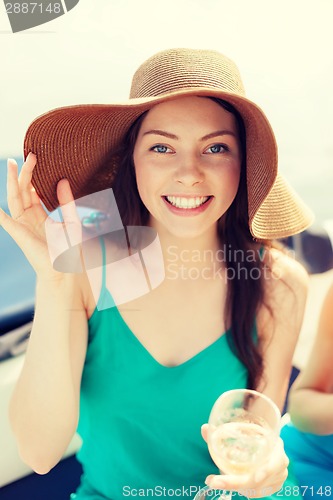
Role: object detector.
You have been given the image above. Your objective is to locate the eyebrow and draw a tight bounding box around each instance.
[142,129,237,141]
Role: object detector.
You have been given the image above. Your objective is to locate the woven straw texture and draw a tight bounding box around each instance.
[24,48,313,238]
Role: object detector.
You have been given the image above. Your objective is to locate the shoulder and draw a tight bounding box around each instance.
[257,245,309,340]
[254,246,309,406]
[262,245,309,304]
[263,245,309,285]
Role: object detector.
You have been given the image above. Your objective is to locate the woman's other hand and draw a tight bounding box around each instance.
[201,424,289,498]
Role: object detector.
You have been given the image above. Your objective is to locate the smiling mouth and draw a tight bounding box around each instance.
[163,195,212,209]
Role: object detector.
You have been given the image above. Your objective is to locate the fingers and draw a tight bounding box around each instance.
[7,153,37,219]
[205,472,286,499]
[253,439,288,487]
[263,438,289,474]
[42,178,83,273]
[201,424,209,443]
[57,178,74,206]
[0,206,34,248]
[57,179,82,247]
[205,439,289,498]
[31,186,42,206]
[7,159,24,219]
[18,152,37,210]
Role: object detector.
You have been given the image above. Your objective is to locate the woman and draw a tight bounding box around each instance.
[282,282,333,498]
[0,48,313,499]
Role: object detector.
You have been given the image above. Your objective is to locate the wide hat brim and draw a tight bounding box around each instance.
[24,87,314,239]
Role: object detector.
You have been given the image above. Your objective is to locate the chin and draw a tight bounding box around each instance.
[166,223,216,241]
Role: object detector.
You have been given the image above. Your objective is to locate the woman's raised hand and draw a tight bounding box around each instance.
[0,153,82,280]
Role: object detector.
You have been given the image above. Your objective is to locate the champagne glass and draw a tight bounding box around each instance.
[194,389,281,500]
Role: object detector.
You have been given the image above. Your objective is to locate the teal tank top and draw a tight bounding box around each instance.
[71,240,300,500]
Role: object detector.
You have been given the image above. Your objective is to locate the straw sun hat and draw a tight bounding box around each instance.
[24,47,313,239]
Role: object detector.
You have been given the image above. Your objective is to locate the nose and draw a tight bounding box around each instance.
[174,155,204,186]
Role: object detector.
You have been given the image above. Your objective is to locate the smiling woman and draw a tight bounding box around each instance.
[133,96,242,239]
[0,48,314,500]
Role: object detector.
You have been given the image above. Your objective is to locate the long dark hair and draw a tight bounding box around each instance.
[112,98,269,390]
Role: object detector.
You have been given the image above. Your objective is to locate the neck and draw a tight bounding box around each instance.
[151,225,227,283]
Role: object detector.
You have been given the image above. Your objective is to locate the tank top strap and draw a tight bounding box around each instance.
[99,235,108,292]
[94,236,116,311]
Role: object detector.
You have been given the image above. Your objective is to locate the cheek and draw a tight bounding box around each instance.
[133,157,157,208]
[219,164,241,200]
[133,151,146,195]
[134,165,147,203]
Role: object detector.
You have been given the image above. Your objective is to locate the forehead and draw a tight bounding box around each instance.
[140,96,238,131]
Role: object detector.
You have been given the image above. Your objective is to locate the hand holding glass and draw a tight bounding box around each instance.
[194,389,281,499]
[208,389,281,474]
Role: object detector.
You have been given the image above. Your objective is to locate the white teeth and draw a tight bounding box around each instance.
[165,196,209,209]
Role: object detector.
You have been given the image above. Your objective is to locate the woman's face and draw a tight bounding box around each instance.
[133,96,242,240]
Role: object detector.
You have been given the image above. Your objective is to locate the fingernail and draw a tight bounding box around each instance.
[211,479,226,489]
[205,476,226,489]
[205,475,214,486]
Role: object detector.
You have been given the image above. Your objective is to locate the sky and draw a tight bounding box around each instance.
[0,0,332,218]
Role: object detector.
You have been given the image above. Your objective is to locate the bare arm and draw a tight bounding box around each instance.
[9,275,88,474]
[288,282,333,434]
[0,155,89,473]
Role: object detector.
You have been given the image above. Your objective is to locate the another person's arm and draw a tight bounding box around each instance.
[288,282,333,435]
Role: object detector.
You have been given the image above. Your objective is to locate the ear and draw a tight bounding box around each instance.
[201,423,209,443]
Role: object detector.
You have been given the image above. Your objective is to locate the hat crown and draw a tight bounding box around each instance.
[130,48,246,99]
[25,47,313,238]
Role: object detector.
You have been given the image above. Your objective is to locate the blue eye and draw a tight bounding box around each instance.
[206,144,229,154]
[150,145,171,154]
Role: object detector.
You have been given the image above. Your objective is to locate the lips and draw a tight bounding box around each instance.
[164,195,211,209]
[162,195,213,216]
